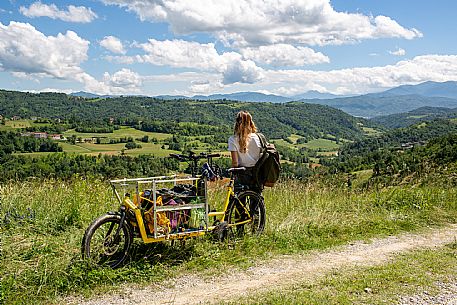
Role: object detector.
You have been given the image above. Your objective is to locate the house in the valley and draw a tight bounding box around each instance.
[32,132,48,139]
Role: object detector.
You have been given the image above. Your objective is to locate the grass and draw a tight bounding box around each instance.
[12,142,179,157]
[407,115,428,119]
[362,127,383,136]
[0,178,456,304]
[0,120,52,131]
[287,134,303,144]
[4,120,32,128]
[63,127,172,141]
[226,242,457,304]
[59,139,179,157]
[302,138,340,150]
[316,151,338,156]
[272,137,341,151]
[58,142,93,153]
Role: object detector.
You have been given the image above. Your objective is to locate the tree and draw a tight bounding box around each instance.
[68,135,77,145]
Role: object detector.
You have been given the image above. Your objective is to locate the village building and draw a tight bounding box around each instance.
[50,134,64,140]
[32,132,48,139]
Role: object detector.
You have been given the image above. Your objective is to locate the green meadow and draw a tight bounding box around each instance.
[1,177,456,304]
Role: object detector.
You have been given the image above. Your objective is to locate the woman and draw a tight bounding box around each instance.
[228,111,262,190]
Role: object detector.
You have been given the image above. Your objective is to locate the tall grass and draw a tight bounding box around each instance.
[0,178,456,304]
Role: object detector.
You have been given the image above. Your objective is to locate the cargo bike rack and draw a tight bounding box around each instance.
[110,174,211,243]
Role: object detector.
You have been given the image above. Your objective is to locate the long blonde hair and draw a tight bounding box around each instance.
[234,111,257,153]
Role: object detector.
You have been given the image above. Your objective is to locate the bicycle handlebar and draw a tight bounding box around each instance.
[169,151,220,162]
[206,153,221,158]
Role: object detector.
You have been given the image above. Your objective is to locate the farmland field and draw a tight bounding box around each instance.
[63,127,172,140]
[59,142,179,157]
[273,137,341,151]
[362,126,383,136]
[302,138,340,150]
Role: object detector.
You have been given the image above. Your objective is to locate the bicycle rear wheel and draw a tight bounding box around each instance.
[226,190,266,237]
[81,213,133,268]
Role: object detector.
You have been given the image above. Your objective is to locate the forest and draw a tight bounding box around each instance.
[320,119,457,182]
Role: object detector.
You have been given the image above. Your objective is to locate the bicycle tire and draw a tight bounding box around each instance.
[226,190,266,237]
[81,213,133,268]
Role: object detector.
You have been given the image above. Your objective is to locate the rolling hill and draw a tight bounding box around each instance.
[0,89,371,141]
[370,106,457,128]
[69,81,457,118]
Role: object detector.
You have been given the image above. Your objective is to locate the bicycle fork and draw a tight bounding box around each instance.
[105,206,127,245]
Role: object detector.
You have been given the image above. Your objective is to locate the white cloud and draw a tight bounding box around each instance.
[372,16,421,40]
[0,21,138,95]
[130,38,264,84]
[103,68,143,93]
[222,58,264,84]
[144,71,216,83]
[10,71,42,81]
[389,47,406,56]
[101,0,422,47]
[20,2,97,23]
[0,21,89,79]
[27,87,75,94]
[260,55,457,95]
[161,55,457,97]
[189,80,223,94]
[241,44,329,66]
[100,36,126,54]
[104,55,139,64]
[139,39,222,70]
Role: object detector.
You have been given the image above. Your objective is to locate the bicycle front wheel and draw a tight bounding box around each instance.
[81,213,133,268]
[226,190,266,237]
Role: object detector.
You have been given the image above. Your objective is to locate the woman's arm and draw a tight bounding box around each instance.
[230,151,238,167]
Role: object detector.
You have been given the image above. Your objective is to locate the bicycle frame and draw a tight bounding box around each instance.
[208,176,252,227]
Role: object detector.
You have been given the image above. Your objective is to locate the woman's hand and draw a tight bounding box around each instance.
[230,151,238,167]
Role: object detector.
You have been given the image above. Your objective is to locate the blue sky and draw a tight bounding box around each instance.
[1,0,457,97]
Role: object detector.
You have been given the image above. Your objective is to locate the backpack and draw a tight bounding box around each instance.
[255,133,281,187]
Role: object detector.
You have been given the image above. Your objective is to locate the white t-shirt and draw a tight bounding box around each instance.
[228,133,262,167]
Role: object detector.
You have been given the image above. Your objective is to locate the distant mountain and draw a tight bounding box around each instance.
[378,81,457,99]
[187,81,457,117]
[154,94,188,100]
[370,106,457,128]
[70,91,119,99]
[302,94,457,118]
[71,91,102,98]
[191,90,341,102]
[292,90,341,100]
[192,91,291,103]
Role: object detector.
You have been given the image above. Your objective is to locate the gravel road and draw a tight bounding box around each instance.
[68,224,457,305]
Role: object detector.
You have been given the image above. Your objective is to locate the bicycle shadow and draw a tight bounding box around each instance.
[127,240,198,267]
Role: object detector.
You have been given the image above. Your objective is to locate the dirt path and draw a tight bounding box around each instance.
[71,225,457,305]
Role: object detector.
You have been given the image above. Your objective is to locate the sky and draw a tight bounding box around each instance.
[1,0,457,97]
